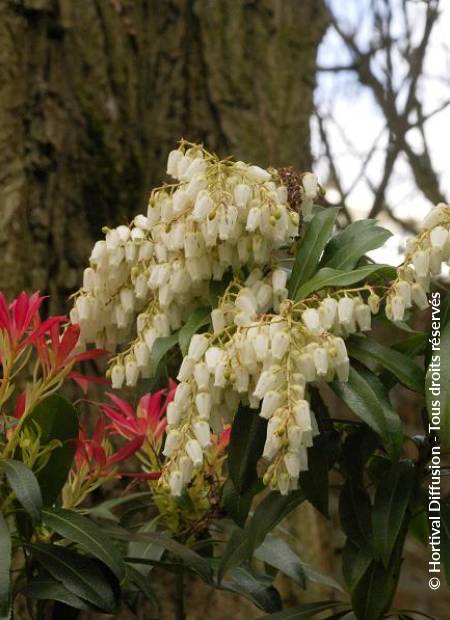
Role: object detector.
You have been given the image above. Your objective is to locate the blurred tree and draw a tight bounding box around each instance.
[0,1,330,617]
[0,0,327,309]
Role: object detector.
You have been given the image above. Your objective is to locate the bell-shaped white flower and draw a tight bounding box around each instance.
[271,331,290,360]
[195,392,212,420]
[260,390,282,419]
[193,420,212,447]
[284,451,301,479]
[163,429,182,457]
[247,165,271,183]
[186,439,203,467]
[166,402,182,426]
[312,347,328,377]
[169,470,183,496]
[355,302,371,331]
[111,364,125,389]
[177,356,195,381]
[174,382,192,409]
[234,183,252,208]
[411,283,429,310]
[412,250,430,278]
[302,308,321,333]
[188,334,209,362]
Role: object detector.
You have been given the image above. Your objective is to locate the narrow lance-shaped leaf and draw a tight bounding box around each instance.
[2,459,42,524]
[339,480,373,554]
[23,394,78,505]
[254,534,343,591]
[28,543,118,614]
[347,335,424,394]
[220,566,282,613]
[294,264,395,301]
[228,406,267,493]
[22,578,99,613]
[371,459,415,566]
[42,508,126,581]
[331,366,403,459]
[321,219,391,270]
[288,207,339,299]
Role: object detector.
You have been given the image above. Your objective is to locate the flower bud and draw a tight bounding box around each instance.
[186,439,203,467]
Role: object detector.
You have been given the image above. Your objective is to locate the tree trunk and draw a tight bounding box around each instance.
[0,0,330,616]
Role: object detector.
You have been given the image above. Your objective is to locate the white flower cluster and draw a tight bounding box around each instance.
[72,142,300,387]
[161,273,377,496]
[386,203,450,321]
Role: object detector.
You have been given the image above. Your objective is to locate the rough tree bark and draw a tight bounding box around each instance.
[0,0,330,617]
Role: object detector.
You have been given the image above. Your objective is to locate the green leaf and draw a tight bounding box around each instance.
[221,566,281,612]
[42,508,125,581]
[426,316,450,452]
[23,395,78,505]
[372,460,415,566]
[255,534,343,591]
[342,540,372,593]
[2,459,42,524]
[128,520,164,576]
[288,207,339,298]
[122,531,212,584]
[339,481,372,553]
[218,527,252,583]
[260,601,342,619]
[28,543,118,613]
[392,333,428,357]
[351,538,403,620]
[126,565,159,613]
[178,306,211,355]
[0,512,11,620]
[247,489,305,551]
[299,432,338,517]
[22,577,99,612]
[150,333,180,376]
[321,219,391,270]
[86,491,153,522]
[294,264,395,301]
[228,406,267,493]
[218,490,306,582]
[221,477,263,527]
[331,366,403,459]
[347,336,424,393]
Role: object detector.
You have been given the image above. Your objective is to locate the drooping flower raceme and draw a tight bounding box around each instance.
[386,203,450,321]
[72,141,309,387]
[160,271,377,495]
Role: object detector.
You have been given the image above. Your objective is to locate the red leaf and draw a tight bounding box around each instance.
[108,436,144,465]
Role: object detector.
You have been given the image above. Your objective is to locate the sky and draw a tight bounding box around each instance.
[312,0,450,264]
